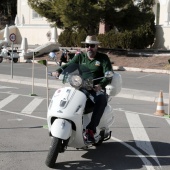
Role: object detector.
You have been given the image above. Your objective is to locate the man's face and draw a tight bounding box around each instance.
[85,44,98,59]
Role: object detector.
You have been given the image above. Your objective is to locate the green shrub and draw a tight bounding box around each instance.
[97,20,155,49]
[58,29,87,47]
[58,29,73,47]
[59,18,155,49]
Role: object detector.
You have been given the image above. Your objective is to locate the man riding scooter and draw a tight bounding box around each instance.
[52,35,113,143]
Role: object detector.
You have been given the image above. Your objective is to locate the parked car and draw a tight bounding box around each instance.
[0,46,20,63]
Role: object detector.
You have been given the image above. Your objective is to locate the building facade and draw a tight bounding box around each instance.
[15,0,62,45]
[153,0,170,49]
[4,0,170,49]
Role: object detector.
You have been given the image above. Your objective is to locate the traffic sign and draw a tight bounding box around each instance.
[9,33,16,42]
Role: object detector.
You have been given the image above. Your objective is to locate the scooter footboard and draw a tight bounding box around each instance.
[51,119,72,140]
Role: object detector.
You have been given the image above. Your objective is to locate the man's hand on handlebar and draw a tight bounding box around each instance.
[52,71,60,78]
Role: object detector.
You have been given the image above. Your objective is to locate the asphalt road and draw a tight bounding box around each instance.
[0,62,170,169]
[0,82,170,170]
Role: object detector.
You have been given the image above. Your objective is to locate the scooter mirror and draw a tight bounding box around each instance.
[104,71,114,78]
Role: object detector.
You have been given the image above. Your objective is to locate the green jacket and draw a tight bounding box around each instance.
[57,52,113,89]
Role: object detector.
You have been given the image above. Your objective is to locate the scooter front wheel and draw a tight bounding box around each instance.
[45,137,62,168]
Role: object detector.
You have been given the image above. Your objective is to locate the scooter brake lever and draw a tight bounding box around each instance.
[47,72,59,79]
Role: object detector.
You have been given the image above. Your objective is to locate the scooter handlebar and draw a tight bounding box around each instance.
[47,71,59,79]
[48,72,52,76]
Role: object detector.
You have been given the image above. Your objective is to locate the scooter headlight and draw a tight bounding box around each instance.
[69,75,83,88]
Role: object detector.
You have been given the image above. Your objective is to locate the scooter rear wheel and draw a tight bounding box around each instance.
[45,137,62,168]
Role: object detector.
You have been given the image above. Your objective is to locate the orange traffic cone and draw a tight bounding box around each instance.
[154,91,166,116]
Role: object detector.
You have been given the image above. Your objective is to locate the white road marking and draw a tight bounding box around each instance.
[0,85,18,89]
[0,91,11,93]
[8,118,23,121]
[0,109,46,120]
[0,109,160,169]
[126,155,170,158]
[113,108,170,120]
[0,91,48,100]
[166,119,170,125]
[137,74,154,79]
[21,98,44,114]
[125,111,161,168]
[111,137,157,170]
[0,94,19,109]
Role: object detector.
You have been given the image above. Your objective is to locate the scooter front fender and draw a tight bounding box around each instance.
[51,119,72,140]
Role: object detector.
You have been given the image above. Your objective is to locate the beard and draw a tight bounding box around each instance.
[87,50,96,59]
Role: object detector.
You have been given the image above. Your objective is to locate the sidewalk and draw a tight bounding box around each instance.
[0,73,169,104]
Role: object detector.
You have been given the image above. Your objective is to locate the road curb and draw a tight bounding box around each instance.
[112,66,170,74]
[34,60,170,74]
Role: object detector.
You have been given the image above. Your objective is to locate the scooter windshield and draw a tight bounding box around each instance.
[61,63,93,80]
[59,63,93,89]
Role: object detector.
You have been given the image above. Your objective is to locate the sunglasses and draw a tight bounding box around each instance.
[85,44,96,48]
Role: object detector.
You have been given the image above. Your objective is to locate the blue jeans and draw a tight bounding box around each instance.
[86,90,107,133]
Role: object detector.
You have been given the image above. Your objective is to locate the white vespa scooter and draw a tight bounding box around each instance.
[46,63,122,168]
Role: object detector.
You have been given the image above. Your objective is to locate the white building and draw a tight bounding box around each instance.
[153,0,170,49]
[15,0,62,45]
[0,0,62,46]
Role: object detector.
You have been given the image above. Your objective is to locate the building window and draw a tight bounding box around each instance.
[32,10,42,19]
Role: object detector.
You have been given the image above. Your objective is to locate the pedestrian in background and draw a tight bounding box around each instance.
[58,49,68,66]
